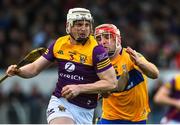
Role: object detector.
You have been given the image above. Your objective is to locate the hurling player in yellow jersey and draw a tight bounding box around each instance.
[5,8,122,124]
[94,24,159,124]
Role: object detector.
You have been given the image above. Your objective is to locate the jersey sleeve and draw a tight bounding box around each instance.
[93,45,112,73]
[165,78,174,89]
[43,41,56,62]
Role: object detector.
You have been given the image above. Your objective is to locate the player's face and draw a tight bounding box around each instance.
[96,33,116,53]
[70,20,91,40]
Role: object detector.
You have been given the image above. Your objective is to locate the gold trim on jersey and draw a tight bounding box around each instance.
[97,58,111,70]
[45,49,49,55]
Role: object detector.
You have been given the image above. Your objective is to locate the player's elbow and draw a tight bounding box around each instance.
[148,68,159,79]
[151,71,159,79]
[153,69,159,79]
[152,65,159,79]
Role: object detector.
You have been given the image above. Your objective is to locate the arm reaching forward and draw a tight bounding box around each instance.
[61,66,118,99]
[6,56,52,78]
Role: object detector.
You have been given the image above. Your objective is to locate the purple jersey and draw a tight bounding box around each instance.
[165,75,180,121]
[43,35,112,109]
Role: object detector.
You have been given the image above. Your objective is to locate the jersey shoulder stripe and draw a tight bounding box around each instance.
[97,58,111,70]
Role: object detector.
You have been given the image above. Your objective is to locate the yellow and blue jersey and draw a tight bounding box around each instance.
[43,35,112,109]
[102,48,150,122]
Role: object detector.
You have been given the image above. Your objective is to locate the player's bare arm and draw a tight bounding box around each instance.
[154,85,180,110]
[126,46,159,79]
[61,66,117,99]
[99,65,129,98]
[6,56,52,78]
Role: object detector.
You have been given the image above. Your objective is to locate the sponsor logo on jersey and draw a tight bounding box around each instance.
[62,62,84,81]
[96,52,108,61]
[65,62,75,72]
[59,73,84,81]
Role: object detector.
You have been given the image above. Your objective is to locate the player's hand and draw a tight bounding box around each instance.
[6,65,21,77]
[121,64,129,83]
[61,85,81,99]
[126,46,142,65]
[117,64,129,91]
[110,65,129,93]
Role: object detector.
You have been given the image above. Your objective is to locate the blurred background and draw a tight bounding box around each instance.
[0,0,180,123]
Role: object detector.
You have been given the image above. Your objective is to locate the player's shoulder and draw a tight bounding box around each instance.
[56,35,70,43]
[88,35,98,46]
[122,48,137,67]
[85,35,100,51]
[93,44,106,54]
[53,35,70,47]
[174,74,180,84]
[175,74,180,79]
[121,48,130,57]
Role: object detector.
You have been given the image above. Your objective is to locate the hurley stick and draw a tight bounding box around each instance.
[0,47,47,83]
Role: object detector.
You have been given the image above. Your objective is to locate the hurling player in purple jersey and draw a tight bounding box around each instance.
[5,8,126,124]
[154,74,180,124]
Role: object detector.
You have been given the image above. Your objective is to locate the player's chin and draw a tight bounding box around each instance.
[103,47,109,52]
[79,33,87,37]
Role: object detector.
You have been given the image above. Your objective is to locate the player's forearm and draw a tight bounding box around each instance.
[17,57,50,78]
[99,75,128,98]
[155,95,179,107]
[136,60,159,79]
[18,63,40,78]
[79,79,117,94]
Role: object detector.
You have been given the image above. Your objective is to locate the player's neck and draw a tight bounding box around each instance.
[70,37,80,45]
[110,47,122,60]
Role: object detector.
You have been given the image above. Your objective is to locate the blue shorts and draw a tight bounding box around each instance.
[98,118,146,124]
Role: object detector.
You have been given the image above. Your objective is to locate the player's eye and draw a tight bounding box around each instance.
[104,34,111,39]
[96,36,101,42]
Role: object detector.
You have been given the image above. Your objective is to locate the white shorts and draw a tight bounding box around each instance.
[46,95,94,124]
[160,116,180,124]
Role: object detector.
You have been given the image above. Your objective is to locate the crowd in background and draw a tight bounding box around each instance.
[0,0,180,69]
[0,81,48,123]
[0,0,180,123]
